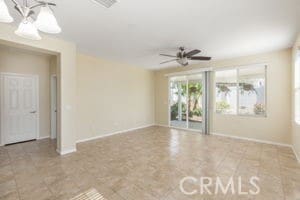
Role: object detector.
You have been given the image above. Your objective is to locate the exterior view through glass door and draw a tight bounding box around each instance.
[170,79,187,129]
[169,74,204,132]
[188,77,203,130]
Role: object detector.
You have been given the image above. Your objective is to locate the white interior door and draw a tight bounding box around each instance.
[51,75,57,139]
[1,74,38,144]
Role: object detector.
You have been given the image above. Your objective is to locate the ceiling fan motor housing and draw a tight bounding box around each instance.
[159,47,211,66]
[177,57,188,66]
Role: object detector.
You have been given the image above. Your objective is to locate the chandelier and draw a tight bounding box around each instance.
[0,0,61,40]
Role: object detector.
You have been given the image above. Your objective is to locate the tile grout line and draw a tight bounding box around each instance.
[277,148,290,200]
[24,144,57,199]
[8,146,24,200]
[3,127,299,200]
[164,135,234,200]
[253,143,264,200]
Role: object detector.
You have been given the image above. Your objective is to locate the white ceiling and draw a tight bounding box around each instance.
[7,0,300,69]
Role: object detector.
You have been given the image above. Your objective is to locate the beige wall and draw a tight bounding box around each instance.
[76,54,155,141]
[0,22,296,154]
[0,46,52,140]
[50,56,58,75]
[155,49,292,144]
[0,23,77,154]
[0,46,156,144]
[292,34,300,159]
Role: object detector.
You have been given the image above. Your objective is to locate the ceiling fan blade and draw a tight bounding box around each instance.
[160,54,177,58]
[189,56,211,61]
[160,59,178,64]
[185,49,201,57]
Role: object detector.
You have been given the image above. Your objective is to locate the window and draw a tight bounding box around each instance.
[215,65,266,116]
[239,66,266,115]
[295,53,300,124]
[215,70,237,114]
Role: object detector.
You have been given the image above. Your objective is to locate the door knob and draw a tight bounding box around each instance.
[30,111,37,114]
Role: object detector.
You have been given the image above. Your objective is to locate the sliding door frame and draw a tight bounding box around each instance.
[168,74,205,133]
[203,72,210,135]
[168,79,189,129]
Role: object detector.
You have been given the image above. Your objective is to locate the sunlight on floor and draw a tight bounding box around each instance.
[70,188,106,200]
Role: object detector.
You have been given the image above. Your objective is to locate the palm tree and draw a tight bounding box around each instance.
[171,81,203,120]
[188,82,202,117]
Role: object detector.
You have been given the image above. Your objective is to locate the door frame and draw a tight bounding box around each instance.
[0,72,39,145]
[50,74,57,139]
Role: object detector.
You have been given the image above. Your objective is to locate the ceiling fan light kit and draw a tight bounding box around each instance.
[0,0,61,40]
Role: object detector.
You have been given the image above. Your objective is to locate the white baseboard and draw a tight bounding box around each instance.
[155,125,300,162]
[37,135,50,140]
[51,136,57,140]
[155,124,169,128]
[156,124,202,133]
[53,123,300,163]
[56,124,154,155]
[292,146,300,163]
[76,124,155,144]
[56,147,77,155]
[156,124,292,147]
[211,132,292,147]
[0,137,50,146]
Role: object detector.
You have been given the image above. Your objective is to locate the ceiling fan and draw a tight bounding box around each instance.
[160,47,211,66]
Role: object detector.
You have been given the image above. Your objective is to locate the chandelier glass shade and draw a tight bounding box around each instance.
[15,18,41,40]
[0,0,61,40]
[35,6,61,34]
[0,0,13,23]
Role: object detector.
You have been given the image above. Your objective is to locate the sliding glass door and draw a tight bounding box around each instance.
[170,80,187,129]
[187,78,203,130]
[169,74,206,132]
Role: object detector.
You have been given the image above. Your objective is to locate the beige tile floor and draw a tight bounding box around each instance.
[0,126,300,200]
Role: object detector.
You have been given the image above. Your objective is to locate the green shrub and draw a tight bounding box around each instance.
[254,103,265,115]
[171,103,187,120]
[171,103,178,120]
[189,108,202,117]
[216,101,230,113]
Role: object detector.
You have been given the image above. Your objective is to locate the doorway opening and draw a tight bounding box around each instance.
[169,72,210,133]
[0,44,59,148]
[51,75,57,139]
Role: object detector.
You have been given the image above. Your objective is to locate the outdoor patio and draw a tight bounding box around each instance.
[170,120,202,130]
